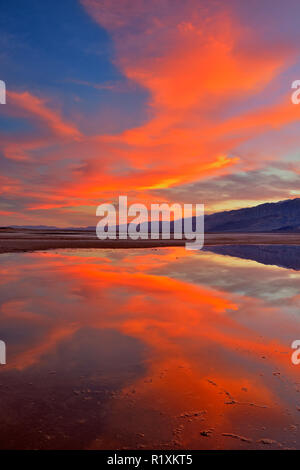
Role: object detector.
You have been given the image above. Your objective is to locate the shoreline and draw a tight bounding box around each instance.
[1,229,300,254]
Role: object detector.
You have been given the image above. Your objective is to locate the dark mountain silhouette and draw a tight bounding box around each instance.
[135,197,300,233]
[3,198,300,233]
[203,198,300,233]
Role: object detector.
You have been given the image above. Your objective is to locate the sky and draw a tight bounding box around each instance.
[0,0,300,227]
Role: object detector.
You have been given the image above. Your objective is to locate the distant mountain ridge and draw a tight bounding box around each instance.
[2,198,300,233]
[141,197,300,233]
[204,198,300,233]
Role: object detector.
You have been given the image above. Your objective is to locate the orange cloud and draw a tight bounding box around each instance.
[8,91,82,139]
[78,0,297,195]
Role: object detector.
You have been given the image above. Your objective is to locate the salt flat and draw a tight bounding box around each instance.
[0,228,300,253]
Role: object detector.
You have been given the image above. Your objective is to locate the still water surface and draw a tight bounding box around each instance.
[0,246,299,449]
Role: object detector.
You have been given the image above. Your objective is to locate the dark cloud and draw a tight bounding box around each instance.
[152,167,300,210]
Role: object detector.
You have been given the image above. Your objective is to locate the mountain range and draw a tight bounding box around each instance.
[138,197,300,233]
[3,197,300,233]
[204,197,300,232]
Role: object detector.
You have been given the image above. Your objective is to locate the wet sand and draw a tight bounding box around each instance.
[0,228,300,253]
